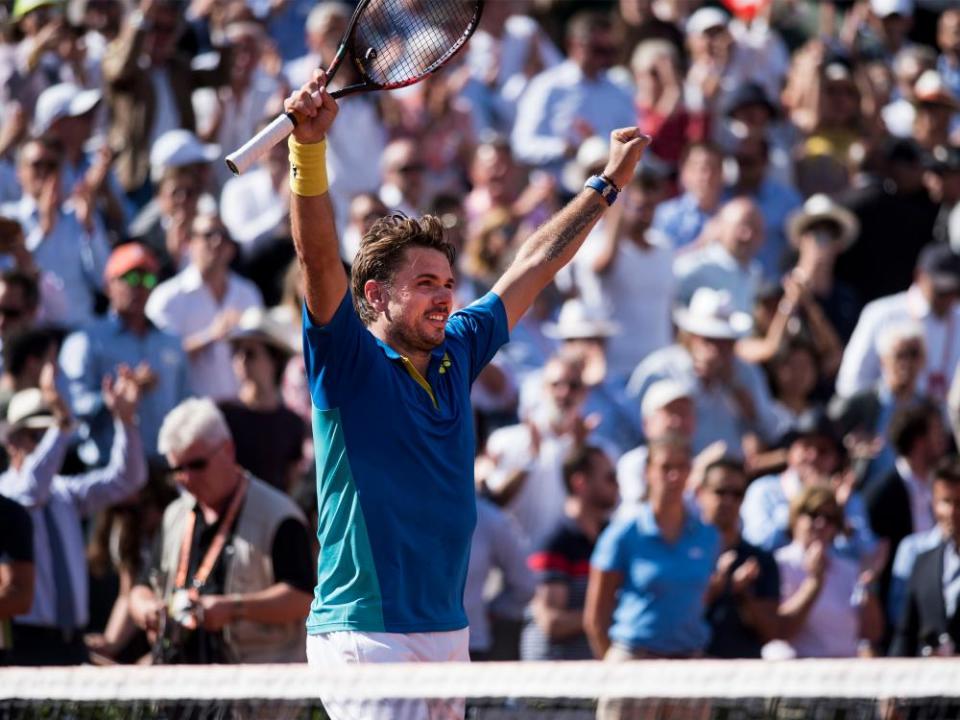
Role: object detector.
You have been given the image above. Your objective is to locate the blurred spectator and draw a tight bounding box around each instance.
[890,455,960,656]
[774,485,884,658]
[218,307,305,493]
[925,144,960,246]
[534,299,639,456]
[764,338,828,443]
[0,136,109,328]
[510,10,634,177]
[0,327,59,413]
[887,458,958,633]
[834,138,938,304]
[939,9,960,100]
[379,138,428,217]
[651,141,723,249]
[741,409,877,561]
[862,401,945,615]
[837,244,960,401]
[883,46,938,138]
[584,434,719,659]
[482,352,593,548]
[616,379,696,517]
[569,158,673,383]
[628,287,778,457]
[673,197,765,315]
[718,82,795,187]
[465,495,534,662]
[197,20,284,189]
[0,269,40,369]
[697,457,780,658]
[630,40,704,167]
[84,466,176,664]
[855,0,916,62]
[219,120,289,261]
[521,444,617,661]
[0,364,147,665]
[463,0,562,135]
[0,494,33,666]
[615,0,684,62]
[890,465,960,657]
[912,71,960,151]
[101,0,230,200]
[32,82,128,236]
[282,3,348,91]
[146,212,263,400]
[59,242,189,464]
[340,192,388,268]
[725,134,803,282]
[833,321,930,487]
[129,398,313,663]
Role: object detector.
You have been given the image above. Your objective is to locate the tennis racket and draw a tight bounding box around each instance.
[225,0,484,175]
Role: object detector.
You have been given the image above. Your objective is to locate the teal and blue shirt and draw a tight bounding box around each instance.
[303,291,509,635]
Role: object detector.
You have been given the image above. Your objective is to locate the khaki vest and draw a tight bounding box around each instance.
[160,475,308,663]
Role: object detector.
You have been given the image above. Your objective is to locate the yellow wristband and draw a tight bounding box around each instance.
[288,136,329,197]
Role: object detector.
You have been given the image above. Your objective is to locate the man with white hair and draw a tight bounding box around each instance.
[128,397,313,664]
[832,321,931,488]
[837,244,960,402]
[283,2,350,91]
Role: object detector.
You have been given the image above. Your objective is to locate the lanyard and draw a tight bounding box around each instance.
[175,474,249,592]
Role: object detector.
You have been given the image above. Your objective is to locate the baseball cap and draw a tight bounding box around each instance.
[5,389,55,434]
[33,83,101,137]
[685,7,729,35]
[917,244,960,292]
[870,0,913,16]
[641,379,694,420]
[149,129,220,182]
[104,243,160,281]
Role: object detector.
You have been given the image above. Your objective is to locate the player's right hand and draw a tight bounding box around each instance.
[285,70,338,145]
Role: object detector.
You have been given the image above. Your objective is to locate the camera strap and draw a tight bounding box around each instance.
[175,473,250,594]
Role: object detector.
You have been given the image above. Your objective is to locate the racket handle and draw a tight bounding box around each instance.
[225,112,297,176]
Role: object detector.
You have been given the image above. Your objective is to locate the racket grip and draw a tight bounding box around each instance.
[225,113,297,176]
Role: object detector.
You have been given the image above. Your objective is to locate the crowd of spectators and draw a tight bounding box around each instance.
[1,0,960,669]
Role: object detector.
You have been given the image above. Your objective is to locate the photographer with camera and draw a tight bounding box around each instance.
[129,397,313,664]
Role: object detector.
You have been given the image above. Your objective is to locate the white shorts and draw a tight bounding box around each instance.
[306,628,470,720]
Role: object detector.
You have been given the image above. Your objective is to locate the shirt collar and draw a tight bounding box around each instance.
[906,284,932,319]
[373,336,447,362]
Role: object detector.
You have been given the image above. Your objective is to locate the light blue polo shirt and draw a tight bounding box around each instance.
[302,290,509,635]
[591,503,720,655]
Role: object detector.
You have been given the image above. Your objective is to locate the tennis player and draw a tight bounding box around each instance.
[286,69,648,714]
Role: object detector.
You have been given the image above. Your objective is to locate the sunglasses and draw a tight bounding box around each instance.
[894,346,922,360]
[119,270,158,290]
[709,487,745,499]
[29,159,60,173]
[802,508,841,525]
[0,306,24,320]
[395,164,425,174]
[168,457,210,475]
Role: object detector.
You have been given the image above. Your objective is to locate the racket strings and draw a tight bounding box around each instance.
[353,0,478,86]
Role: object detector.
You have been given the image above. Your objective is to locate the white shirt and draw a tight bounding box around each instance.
[572,225,675,382]
[673,243,762,316]
[328,96,387,231]
[894,456,935,536]
[0,423,146,628]
[468,16,562,89]
[149,67,181,147]
[145,265,263,400]
[775,542,862,658]
[836,285,960,401]
[219,167,287,258]
[510,60,635,173]
[484,423,570,549]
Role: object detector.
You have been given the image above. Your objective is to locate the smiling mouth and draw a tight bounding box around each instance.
[426,312,448,325]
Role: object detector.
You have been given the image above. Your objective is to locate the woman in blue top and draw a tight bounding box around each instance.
[584,433,720,659]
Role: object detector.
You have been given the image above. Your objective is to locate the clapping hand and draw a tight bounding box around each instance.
[103,364,142,425]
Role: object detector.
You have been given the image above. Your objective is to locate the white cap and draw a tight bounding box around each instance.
[641,379,694,420]
[870,0,913,17]
[685,7,729,35]
[149,129,220,182]
[561,136,609,195]
[673,288,753,340]
[32,83,101,136]
[543,299,620,341]
[5,388,55,433]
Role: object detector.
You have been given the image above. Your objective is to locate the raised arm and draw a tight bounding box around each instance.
[492,129,650,330]
[285,71,346,325]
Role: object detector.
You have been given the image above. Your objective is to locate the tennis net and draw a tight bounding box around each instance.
[2,659,960,719]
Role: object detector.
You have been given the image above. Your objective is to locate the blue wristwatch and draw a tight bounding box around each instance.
[584,174,619,206]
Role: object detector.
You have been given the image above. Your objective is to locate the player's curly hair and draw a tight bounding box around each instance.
[351,214,456,325]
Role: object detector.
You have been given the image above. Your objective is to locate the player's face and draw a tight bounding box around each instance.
[383,246,455,353]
